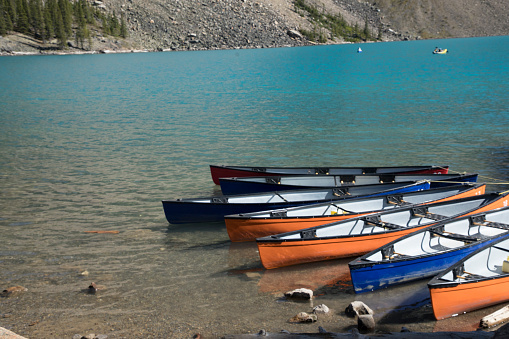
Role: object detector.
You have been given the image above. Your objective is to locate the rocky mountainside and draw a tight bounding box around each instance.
[1,0,508,55]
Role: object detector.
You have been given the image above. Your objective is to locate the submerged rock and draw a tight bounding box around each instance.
[87,282,106,294]
[1,286,27,297]
[289,312,317,323]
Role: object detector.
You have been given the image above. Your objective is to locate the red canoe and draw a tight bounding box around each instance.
[210,165,449,185]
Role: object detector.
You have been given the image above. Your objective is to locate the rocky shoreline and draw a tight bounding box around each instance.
[1,0,508,56]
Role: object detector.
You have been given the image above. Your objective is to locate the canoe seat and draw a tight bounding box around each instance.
[315,167,329,175]
[379,174,395,183]
[411,206,448,221]
[332,187,349,197]
[270,210,287,218]
[339,175,356,184]
[330,203,354,214]
[386,194,412,206]
[211,197,228,203]
[265,177,281,184]
[453,264,486,280]
[300,229,317,239]
[363,215,404,230]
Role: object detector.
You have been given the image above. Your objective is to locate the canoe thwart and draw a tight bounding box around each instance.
[470,214,509,230]
[430,229,480,243]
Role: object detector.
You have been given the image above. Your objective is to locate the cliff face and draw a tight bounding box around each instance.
[1,0,508,55]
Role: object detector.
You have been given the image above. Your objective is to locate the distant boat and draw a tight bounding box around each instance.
[256,193,509,269]
[209,165,449,185]
[225,183,486,242]
[433,48,448,54]
[349,206,509,294]
[218,173,478,195]
[161,181,431,224]
[358,47,362,53]
[429,232,509,320]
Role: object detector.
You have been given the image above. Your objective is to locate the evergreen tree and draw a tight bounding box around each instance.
[58,0,71,36]
[43,0,54,40]
[120,11,127,38]
[0,0,6,35]
[6,0,16,29]
[363,15,370,40]
[52,0,67,47]
[101,14,109,35]
[109,12,118,36]
[29,0,44,39]
[74,0,89,49]
[15,0,31,35]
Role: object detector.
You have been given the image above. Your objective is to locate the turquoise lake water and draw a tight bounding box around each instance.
[1,36,509,338]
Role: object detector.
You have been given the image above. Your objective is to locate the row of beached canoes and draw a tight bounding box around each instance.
[162,164,509,321]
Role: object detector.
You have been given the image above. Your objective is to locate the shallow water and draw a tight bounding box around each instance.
[1,36,509,338]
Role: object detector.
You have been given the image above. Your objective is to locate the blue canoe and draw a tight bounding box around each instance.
[349,206,509,293]
[219,173,478,195]
[162,180,431,224]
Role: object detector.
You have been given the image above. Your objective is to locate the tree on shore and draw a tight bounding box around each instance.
[0,0,128,49]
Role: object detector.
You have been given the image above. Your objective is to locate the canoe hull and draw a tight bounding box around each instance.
[225,184,486,242]
[349,237,501,293]
[162,181,431,224]
[258,227,430,269]
[210,165,449,185]
[430,275,509,320]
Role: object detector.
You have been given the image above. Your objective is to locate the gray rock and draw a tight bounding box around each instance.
[284,288,313,300]
[312,304,330,314]
[345,301,374,317]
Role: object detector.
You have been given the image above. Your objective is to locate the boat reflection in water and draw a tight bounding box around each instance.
[227,242,351,293]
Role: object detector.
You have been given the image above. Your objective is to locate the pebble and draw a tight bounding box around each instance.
[1,286,27,297]
[289,312,317,323]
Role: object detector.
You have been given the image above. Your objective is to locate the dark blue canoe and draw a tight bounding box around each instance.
[219,173,478,195]
[348,206,509,293]
[162,180,431,224]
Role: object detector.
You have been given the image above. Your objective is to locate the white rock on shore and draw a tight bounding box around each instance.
[0,327,27,339]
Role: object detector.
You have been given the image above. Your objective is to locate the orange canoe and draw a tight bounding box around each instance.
[225,184,486,242]
[257,193,509,269]
[429,236,509,320]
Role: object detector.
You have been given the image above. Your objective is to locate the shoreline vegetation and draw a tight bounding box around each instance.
[1,0,509,56]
